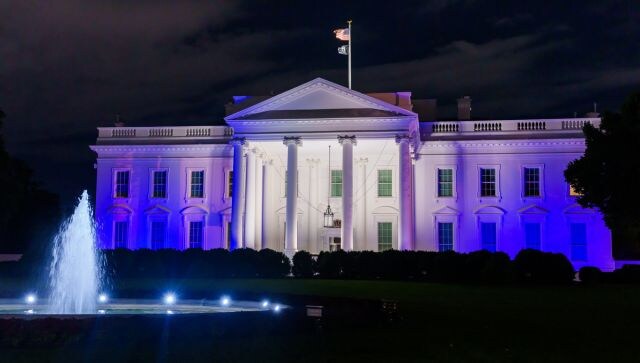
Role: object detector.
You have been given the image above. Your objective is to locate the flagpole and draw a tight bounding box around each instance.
[348,20,352,89]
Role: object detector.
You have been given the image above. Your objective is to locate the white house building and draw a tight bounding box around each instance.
[90,78,615,270]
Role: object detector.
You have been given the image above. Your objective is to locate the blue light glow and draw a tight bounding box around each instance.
[25,294,36,304]
[220,296,231,306]
[163,292,176,305]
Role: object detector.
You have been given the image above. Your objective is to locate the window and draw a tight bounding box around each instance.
[377,222,392,251]
[227,171,233,198]
[438,222,454,252]
[151,221,166,249]
[152,171,167,198]
[480,168,496,197]
[378,169,392,197]
[524,167,540,197]
[331,170,343,197]
[115,171,130,198]
[570,223,587,261]
[524,223,541,250]
[437,168,453,197]
[480,222,497,252]
[190,170,204,198]
[189,221,203,249]
[569,184,582,197]
[114,221,128,248]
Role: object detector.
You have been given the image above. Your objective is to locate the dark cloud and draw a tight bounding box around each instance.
[0,0,639,205]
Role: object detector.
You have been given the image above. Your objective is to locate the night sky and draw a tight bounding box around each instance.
[1,1,639,207]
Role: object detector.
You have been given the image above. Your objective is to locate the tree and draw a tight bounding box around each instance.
[0,109,60,255]
[565,92,640,259]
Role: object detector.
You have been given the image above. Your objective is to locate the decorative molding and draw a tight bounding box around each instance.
[338,135,357,145]
[224,78,417,121]
[283,136,302,146]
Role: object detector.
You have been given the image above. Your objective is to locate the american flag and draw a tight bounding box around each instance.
[334,28,350,41]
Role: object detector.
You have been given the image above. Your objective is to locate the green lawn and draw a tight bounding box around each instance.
[2,278,640,362]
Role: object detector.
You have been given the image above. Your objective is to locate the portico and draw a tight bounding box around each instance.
[225,78,418,256]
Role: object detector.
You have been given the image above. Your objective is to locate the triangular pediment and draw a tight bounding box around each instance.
[518,205,549,215]
[433,206,461,215]
[474,205,506,215]
[563,203,596,215]
[145,204,171,215]
[225,78,416,121]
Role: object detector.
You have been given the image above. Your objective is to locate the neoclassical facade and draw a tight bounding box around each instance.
[91,78,614,270]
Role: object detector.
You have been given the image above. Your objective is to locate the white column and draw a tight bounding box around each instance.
[338,135,356,251]
[356,157,368,250]
[230,137,246,250]
[284,137,301,256]
[307,158,320,253]
[261,159,273,250]
[244,148,257,249]
[397,135,414,250]
[255,153,264,250]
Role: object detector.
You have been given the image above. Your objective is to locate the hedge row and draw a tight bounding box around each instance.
[293,249,576,284]
[102,248,290,279]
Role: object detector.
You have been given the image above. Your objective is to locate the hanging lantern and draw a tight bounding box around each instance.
[323,204,334,228]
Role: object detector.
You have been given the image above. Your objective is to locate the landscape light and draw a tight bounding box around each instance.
[261,300,270,308]
[25,309,34,314]
[166,310,174,315]
[220,296,231,306]
[98,293,108,303]
[98,309,106,314]
[163,293,176,305]
[25,294,37,304]
[273,304,281,313]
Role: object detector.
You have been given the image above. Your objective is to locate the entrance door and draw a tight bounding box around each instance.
[329,237,342,252]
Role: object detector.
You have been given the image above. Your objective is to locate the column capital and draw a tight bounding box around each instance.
[356,157,369,165]
[230,137,246,146]
[395,134,411,144]
[283,136,302,146]
[338,135,357,145]
[306,158,321,165]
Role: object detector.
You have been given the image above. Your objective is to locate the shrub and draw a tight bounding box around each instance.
[258,249,290,277]
[292,251,314,278]
[579,266,602,284]
[316,251,342,278]
[514,249,575,284]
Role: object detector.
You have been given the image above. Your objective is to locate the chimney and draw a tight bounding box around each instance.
[457,96,472,120]
[585,102,600,118]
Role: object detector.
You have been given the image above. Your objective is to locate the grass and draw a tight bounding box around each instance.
[2,278,640,362]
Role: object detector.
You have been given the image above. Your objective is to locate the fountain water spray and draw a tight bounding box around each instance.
[48,190,102,314]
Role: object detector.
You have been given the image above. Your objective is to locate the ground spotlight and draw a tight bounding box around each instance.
[98,293,108,303]
[261,300,270,308]
[98,309,106,314]
[166,310,174,315]
[163,292,176,305]
[220,296,231,306]
[25,294,37,304]
[273,304,281,313]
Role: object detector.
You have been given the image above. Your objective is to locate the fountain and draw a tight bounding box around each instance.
[0,190,283,316]
[48,190,101,314]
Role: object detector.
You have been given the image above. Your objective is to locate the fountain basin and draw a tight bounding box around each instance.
[0,298,284,318]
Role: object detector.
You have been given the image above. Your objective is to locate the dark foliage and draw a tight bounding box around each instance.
[0,109,60,254]
[513,249,575,284]
[292,251,314,277]
[311,249,515,283]
[565,92,640,259]
[578,266,602,284]
[101,248,290,279]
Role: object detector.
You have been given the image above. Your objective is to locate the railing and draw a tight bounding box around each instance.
[98,126,233,139]
[421,118,600,137]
